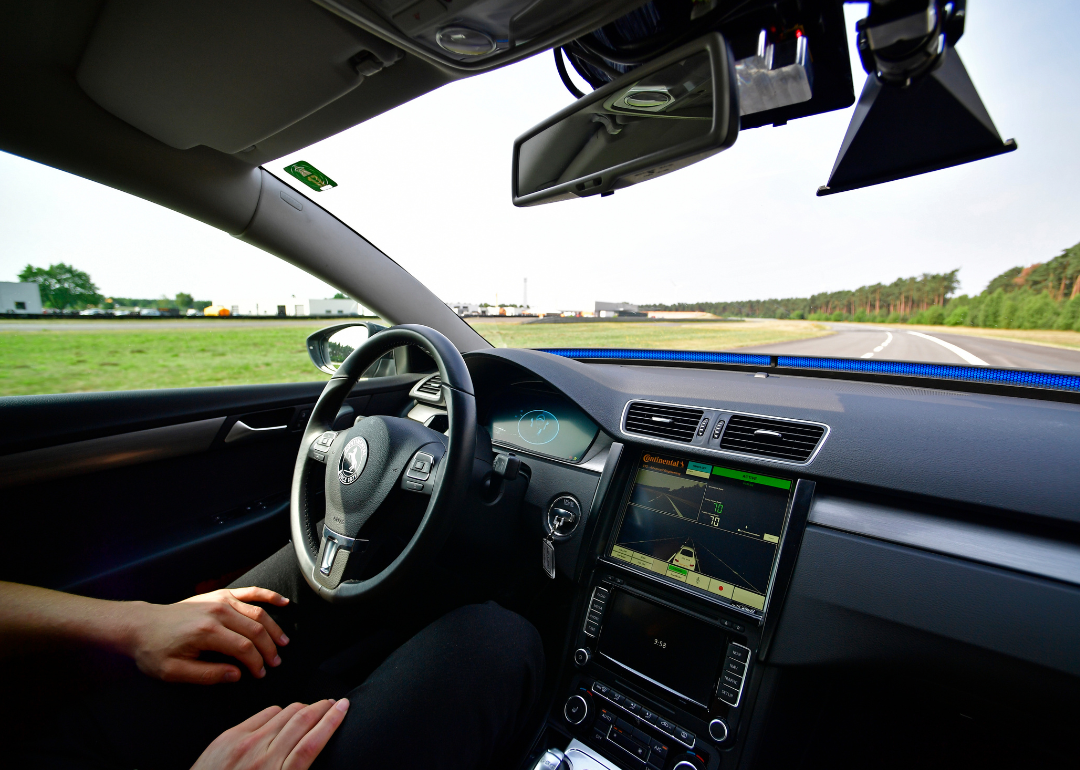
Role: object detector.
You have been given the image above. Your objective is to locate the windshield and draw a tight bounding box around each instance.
[4,2,1079,398]
[265,2,1080,384]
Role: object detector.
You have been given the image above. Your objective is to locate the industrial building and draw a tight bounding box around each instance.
[0,282,43,314]
[594,301,644,317]
[216,297,370,317]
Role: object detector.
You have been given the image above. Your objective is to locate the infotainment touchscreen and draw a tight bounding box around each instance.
[609,451,793,615]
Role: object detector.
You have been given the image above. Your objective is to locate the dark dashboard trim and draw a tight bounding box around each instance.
[809,495,1080,588]
[546,352,1080,405]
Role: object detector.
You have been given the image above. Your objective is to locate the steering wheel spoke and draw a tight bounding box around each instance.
[307,430,340,463]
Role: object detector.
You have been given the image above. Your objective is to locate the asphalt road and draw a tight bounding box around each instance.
[743,324,1080,372]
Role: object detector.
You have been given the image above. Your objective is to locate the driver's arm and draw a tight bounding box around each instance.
[0,581,290,684]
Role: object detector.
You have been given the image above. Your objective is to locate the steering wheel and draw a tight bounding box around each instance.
[290,324,475,603]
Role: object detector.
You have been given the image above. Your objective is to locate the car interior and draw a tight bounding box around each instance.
[2,1,1078,769]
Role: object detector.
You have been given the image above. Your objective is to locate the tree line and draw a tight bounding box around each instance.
[16,263,208,311]
[644,241,1080,331]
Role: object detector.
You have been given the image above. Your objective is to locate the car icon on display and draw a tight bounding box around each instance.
[669,544,697,571]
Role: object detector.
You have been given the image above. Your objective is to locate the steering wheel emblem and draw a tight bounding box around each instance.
[337,437,369,485]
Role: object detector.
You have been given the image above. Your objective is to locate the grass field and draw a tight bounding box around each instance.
[469,318,831,350]
[0,318,831,396]
[0,322,329,396]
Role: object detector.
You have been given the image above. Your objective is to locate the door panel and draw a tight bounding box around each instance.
[0,375,420,601]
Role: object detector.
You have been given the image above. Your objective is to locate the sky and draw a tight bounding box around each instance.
[2,0,1079,311]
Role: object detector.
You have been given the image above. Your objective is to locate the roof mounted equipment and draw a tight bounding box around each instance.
[818,0,1016,196]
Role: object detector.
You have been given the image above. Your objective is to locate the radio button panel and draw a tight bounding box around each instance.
[716,642,751,708]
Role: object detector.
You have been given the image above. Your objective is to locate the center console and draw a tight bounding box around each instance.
[534,449,815,770]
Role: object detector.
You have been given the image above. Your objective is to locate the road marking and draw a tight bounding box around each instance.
[862,331,893,358]
[907,331,988,365]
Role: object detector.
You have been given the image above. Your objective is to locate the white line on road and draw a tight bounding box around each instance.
[907,331,988,365]
[862,331,893,358]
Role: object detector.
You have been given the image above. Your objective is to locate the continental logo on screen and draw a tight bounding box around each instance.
[642,453,685,473]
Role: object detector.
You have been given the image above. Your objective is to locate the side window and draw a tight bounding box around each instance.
[0,152,380,397]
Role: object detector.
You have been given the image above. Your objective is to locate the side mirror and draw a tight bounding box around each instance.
[306,322,387,375]
[512,33,739,206]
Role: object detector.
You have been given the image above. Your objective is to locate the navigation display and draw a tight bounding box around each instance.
[609,451,792,615]
[485,388,599,463]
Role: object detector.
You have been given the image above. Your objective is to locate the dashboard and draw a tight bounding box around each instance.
[430,349,1080,770]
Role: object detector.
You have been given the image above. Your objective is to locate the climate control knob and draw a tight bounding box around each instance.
[708,718,729,743]
[563,692,590,725]
[671,753,706,770]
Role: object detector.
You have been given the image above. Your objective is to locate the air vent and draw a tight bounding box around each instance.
[417,374,442,397]
[410,373,444,405]
[624,402,704,443]
[720,414,825,463]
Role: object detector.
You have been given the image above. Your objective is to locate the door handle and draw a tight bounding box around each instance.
[225,420,287,444]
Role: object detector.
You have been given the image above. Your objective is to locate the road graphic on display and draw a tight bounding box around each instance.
[611,460,794,609]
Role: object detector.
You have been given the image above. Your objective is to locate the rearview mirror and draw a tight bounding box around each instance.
[306,322,387,375]
[512,33,739,206]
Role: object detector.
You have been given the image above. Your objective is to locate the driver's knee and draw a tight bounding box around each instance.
[316,601,544,770]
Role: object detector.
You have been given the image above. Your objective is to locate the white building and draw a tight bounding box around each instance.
[309,298,367,317]
[216,298,370,317]
[0,282,43,314]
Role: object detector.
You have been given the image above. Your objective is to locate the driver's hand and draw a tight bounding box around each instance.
[126,587,291,684]
[191,699,349,770]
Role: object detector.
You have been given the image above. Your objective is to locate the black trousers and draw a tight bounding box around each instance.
[38,545,545,770]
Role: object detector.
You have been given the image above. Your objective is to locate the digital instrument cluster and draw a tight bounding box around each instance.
[484,387,600,463]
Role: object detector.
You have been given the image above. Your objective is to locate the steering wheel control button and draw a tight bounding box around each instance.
[708,718,729,743]
[564,694,590,725]
[401,451,438,494]
[574,648,591,667]
[308,431,338,462]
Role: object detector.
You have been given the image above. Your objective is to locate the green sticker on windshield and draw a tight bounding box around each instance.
[284,161,337,192]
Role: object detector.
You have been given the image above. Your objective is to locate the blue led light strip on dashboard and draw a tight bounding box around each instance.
[537,348,1080,394]
[776,356,1080,392]
[538,348,772,367]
